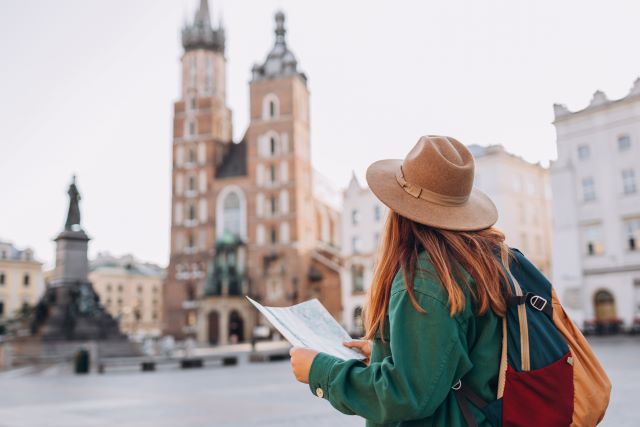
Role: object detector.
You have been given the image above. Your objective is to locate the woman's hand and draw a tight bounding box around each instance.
[289,347,318,384]
[343,340,372,365]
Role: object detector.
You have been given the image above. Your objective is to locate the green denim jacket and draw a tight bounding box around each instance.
[308,253,501,426]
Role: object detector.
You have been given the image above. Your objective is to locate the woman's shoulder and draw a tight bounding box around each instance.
[390,251,451,307]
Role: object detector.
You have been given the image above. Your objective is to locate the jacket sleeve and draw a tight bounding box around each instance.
[308,286,473,424]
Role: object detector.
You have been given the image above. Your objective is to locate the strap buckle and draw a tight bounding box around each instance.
[452,379,462,391]
[529,295,548,312]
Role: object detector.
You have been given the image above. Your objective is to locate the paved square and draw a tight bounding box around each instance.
[0,337,637,426]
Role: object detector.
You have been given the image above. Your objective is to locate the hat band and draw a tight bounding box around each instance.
[396,166,469,207]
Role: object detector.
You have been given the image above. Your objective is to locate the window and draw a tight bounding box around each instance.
[625,218,640,251]
[188,204,196,221]
[270,227,278,244]
[353,306,364,334]
[188,176,196,192]
[222,192,242,236]
[188,121,196,136]
[269,101,276,118]
[0,272,4,285]
[352,209,360,226]
[270,165,277,183]
[270,195,278,215]
[189,97,196,110]
[188,147,195,163]
[582,177,596,202]
[270,137,277,156]
[374,205,382,221]
[23,274,30,287]
[262,94,279,120]
[618,135,631,151]
[577,144,590,160]
[582,224,604,256]
[622,169,637,195]
[352,236,362,254]
[186,284,196,301]
[280,222,290,243]
[137,285,143,294]
[0,301,4,317]
[351,265,365,293]
[187,234,195,249]
[106,283,112,292]
[118,284,123,292]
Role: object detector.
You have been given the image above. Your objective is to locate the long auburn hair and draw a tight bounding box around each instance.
[364,211,512,340]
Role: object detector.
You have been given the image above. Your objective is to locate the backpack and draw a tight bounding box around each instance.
[453,248,611,427]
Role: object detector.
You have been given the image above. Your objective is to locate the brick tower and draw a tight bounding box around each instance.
[163,0,233,339]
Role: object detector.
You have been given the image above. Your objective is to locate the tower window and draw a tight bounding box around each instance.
[262,94,279,120]
[270,137,277,155]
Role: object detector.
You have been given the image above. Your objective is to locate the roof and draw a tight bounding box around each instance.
[216,141,247,179]
[251,11,306,83]
[90,253,164,277]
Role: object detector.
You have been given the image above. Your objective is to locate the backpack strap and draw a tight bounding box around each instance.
[507,292,553,318]
[452,380,489,427]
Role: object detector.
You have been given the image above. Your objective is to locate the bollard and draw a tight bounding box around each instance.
[74,349,90,374]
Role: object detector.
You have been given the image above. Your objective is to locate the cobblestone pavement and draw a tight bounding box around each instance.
[0,337,637,426]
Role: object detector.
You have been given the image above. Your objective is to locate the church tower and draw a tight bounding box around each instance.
[243,12,334,310]
[164,0,233,339]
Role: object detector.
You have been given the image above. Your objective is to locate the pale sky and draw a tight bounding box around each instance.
[1,0,639,269]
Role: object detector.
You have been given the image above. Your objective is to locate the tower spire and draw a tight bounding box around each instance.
[182,0,224,53]
[194,0,211,28]
[275,10,286,45]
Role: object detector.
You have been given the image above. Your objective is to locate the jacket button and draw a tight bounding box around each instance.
[315,387,324,398]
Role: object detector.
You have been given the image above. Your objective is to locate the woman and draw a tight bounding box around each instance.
[290,135,514,426]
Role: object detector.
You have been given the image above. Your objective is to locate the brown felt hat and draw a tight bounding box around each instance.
[366,135,498,231]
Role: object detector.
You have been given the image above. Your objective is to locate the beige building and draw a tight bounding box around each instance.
[340,174,388,336]
[551,79,640,328]
[0,241,45,321]
[89,253,164,337]
[469,144,553,277]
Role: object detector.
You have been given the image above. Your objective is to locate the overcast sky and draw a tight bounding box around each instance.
[1,0,639,269]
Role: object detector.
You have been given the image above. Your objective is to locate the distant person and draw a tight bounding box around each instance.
[289,136,609,426]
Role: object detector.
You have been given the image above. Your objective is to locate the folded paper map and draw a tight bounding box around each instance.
[247,297,366,360]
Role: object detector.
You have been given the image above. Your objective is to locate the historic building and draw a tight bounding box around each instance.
[0,241,44,322]
[551,78,640,330]
[468,144,553,277]
[164,2,342,344]
[339,174,388,336]
[90,253,164,338]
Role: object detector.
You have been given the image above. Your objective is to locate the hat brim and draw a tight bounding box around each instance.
[366,159,498,231]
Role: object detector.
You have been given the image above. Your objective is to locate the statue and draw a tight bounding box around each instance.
[65,175,82,230]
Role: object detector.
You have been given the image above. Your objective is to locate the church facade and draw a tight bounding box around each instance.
[163,1,342,344]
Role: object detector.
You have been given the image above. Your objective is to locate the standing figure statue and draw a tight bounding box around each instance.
[65,175,82,230]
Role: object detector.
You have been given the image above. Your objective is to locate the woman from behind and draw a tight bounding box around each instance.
[290,135,513,426]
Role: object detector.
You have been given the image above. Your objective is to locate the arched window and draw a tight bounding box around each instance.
[216,187,247,240]
[223,192,242,237]
[262,94,280,120]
